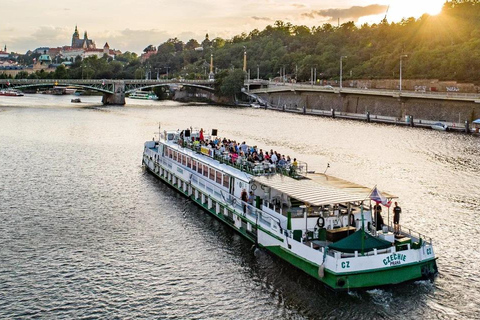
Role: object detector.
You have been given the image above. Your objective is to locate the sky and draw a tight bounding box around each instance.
[0,0,446,54]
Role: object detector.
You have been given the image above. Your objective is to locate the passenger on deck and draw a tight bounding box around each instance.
[270,152,278,164]
[393,202,401,235]
[278,155,287,167]
[258,150,264,161]
[374,203,384,231]
[241,189,248,214]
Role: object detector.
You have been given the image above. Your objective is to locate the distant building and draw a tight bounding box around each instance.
[140,45,157,62]
[71,25,96,49]
[0,44,9,59]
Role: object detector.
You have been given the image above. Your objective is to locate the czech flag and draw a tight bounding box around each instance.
[370,186,391,207]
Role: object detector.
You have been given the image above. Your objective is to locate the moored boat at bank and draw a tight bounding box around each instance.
[129,91,158,100]
[142,127,438,290]
[0,89,24,97]
[431,122,448,131]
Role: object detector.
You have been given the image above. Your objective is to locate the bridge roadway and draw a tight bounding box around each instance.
[0,79,216,105]
[247,81,480,103]
[2,78,478,104]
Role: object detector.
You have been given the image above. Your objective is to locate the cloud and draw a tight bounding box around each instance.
[291,4,306,8]
[302,4,388,22]
[251,16,272,21]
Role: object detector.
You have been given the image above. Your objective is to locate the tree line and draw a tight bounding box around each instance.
[4,0,480,83]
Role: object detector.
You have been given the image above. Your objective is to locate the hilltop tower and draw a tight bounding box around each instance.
[72,25,80,47]
[103,42,110,55]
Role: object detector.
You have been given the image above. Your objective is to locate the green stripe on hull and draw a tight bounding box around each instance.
[264,245,437,290]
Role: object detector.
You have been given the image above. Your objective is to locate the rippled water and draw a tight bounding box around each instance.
[1,95,479,319]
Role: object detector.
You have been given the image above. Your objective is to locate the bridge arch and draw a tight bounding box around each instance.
[124,83,215,94]
[1,81,114,94]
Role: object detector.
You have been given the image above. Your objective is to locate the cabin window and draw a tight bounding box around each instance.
[209,168,215,181]
[192,159,197,171]
[216,171,222,184]
[182,154,186,166]
[187,157,191,168]
[223,174,229,188]
[168,148,172,158]
[203,165,208,177]
[173,151,177,161]
[197,162,202,174]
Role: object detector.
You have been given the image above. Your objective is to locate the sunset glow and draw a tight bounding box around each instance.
[389,0,445,20]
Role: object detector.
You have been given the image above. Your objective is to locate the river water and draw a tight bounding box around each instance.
[0,95,479,319]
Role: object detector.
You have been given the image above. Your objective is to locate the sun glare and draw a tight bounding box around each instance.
[389,0,444,21]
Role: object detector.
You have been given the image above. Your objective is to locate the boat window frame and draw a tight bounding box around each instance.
[203,164,208,177]
[182,154,186,166]
[197,162,203,174]
[187,156,191,168]
[209,167,215,181]
[223,174,229,188]
[215,171,222,184]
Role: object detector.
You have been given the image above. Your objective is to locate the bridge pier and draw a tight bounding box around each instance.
[102,81,125,105]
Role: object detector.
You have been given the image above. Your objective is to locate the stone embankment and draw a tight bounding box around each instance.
[255,91,480,133]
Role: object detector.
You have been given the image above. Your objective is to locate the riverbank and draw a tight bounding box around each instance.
[254,91,480,135]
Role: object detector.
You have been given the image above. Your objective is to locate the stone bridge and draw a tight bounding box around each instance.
[0,79,217,105]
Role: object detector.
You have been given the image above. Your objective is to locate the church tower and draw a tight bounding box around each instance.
[103,42,110,56]
[72,25,80,47]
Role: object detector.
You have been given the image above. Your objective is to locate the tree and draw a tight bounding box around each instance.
[215,69,245,99]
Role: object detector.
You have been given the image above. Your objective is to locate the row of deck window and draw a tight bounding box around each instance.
[165,146,230,189]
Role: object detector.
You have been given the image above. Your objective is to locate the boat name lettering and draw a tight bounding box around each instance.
[383,253,406,266]
[341,261,350,269]
[426,247,432,255]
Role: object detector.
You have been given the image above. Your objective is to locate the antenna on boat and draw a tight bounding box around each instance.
[323,163,330,174]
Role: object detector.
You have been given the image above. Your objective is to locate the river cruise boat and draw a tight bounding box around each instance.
[129,91,158,100]
[0,89,24,96]
[142,128,438,290]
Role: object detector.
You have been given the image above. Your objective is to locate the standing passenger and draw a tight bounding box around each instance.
[393,202,402,235]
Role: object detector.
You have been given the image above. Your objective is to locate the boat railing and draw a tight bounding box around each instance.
[178,139,306,179]
[185,167,285,234]
[384,218,433,245]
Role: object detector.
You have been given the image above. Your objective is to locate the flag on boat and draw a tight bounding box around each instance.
[370,187,391,207]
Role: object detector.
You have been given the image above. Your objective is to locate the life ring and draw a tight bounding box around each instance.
[349,213,356,227]
[316,216,325,229]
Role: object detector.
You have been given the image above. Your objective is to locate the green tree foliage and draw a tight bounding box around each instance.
[143,0,480,82]
[215,69,245,98]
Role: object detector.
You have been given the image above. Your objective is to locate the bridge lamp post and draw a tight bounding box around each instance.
[399,54,408,93]
[340,56,347,90]
[257,64,259,81]
[164,66,170,80]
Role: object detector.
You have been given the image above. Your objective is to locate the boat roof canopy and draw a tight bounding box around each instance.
[328,230,392,253]
[253,173,396,207]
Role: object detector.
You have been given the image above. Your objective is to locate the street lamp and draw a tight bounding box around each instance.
[340,56,347,89]
[399,54,408,93]
[164,66,170,80]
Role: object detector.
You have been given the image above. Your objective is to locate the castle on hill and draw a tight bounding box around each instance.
[71,25,96,49]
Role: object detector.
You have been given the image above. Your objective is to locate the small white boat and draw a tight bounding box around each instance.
[0,89,24,97]
[250,103,262,109]
[431,122,448,131]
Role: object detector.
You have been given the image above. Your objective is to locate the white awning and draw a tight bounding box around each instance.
[253,173,396,206]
